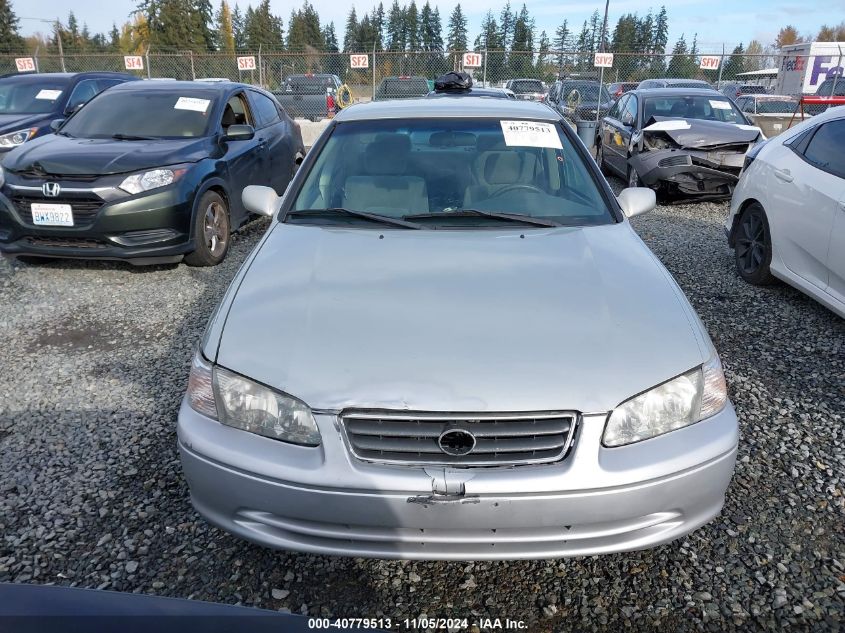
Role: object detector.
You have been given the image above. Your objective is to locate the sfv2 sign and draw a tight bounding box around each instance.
[350,54,369,69]
[463,53,482,68]
[593,53,614,68]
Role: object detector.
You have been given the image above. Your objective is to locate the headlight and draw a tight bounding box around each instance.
[119,167,187,195]
[603,356,727,447]
[0,127,38,148]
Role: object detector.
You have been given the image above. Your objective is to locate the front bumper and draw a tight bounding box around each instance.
[178,399,739,560]
[0,181,196,264]
[631,149,743,198]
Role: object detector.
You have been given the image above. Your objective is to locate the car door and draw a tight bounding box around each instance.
[247,89,294,195]
[617,94,638,176]
[768,120,845,291]
[601,95,627,176]
[220,91,265,223]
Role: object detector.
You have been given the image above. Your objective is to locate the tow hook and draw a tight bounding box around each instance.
[407,468,479,505]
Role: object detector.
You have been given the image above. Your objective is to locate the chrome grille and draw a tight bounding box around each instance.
[343,411,577,467]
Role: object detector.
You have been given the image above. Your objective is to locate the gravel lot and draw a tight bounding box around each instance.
[0,194,843,632]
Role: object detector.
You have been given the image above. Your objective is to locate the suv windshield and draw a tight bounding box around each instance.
[282,76,334,95]
[755,98,798,113]
[562,83,611,103]
[510,80,544,94]
[289,118,612,228]
[61,90,216,138]
[0,77,70,114]
[643,95,745,124]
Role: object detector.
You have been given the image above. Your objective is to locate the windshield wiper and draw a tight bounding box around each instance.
[111,133,160,141]
[405,209,564,227]
[286,208,424,229]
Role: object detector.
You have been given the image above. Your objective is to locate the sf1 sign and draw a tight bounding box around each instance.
[700,56,721,70]
[237,56,257,71]
[463,52,482,68]
[593,52,614,68]
[15,57,36,72]
[124,55,144,70]
[350,54,369,69]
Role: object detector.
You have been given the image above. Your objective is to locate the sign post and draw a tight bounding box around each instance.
[593,52,613,130]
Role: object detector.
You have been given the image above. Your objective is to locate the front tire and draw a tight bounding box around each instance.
[734,202,776,286]
[184,191,230,267]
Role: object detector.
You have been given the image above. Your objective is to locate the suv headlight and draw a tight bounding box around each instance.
[603,356,727,447]
[0,127,38,148]
[186,352,321,446]
[119,167,188,195]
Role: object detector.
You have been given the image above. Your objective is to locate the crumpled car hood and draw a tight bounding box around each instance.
[214,222,710,413]
[644,117,762,148]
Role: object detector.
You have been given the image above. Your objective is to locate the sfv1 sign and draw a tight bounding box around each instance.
[593,53,614,68]
[463,52,482,68]
[700,56,721,70]
[350,54,369,69]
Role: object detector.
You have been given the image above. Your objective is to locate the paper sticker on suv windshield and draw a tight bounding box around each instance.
[35,89,62,100]
[500,120,562,149]
[174,97,211,113]
[709,100,732,110]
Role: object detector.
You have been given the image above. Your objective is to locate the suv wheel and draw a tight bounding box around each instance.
[184,191,230,267]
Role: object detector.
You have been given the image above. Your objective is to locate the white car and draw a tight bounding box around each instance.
[725,106,845,318]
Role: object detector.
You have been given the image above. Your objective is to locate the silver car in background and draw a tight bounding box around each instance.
[178,98,738,560]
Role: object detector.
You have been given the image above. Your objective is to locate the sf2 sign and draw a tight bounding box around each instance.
[124,55,144,70]
[15,57,36,72]
[237,56,257,71]
[700,56,721,70]
[594,53,614,68]
[463,53,482,68]
[350,54,369,69]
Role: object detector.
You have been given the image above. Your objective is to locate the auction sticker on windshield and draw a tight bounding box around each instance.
[35,89,62,100]
[31,203,73,226]
[709,100,732,110]
[174,97,211,113]
[500,120,562,149]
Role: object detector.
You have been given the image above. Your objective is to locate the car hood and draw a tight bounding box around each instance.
[644,117,762,148]
[2,134,212,175]
[214,222,710,413]
[0,112,51,134]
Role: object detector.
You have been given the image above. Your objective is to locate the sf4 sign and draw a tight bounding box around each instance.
[124,55,144,70]
[593,53,614,68]
[237,56,257,71]
[463,52,482,68]
[350,54,369,69]
[700,56,721,70]
[15,57,36,72]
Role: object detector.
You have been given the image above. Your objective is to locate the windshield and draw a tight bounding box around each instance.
[563,84,611,103]
[61,90,216,139]
[376,78,430,99]
[510,80,544,94]
[643,95,745,124]
[289,118,612,228]
[0,78,69,114]
[755,99,798,113]
[282,76,334,95]
[738,85,767,94]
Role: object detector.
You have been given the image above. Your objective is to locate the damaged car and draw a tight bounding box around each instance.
[597,88,764,198]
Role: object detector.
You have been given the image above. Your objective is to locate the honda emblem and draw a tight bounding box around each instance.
[42,182,61,197]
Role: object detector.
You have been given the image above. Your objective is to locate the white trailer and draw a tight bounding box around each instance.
[775,41,845,95]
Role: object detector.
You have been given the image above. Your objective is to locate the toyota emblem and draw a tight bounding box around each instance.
[42,182,61,197]
[438,428,476,457]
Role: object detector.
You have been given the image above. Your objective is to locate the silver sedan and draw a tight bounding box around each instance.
[178,98,738,560]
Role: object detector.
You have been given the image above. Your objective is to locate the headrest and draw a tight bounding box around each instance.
[476,151,537,186]
[365,134,411,175]
[221,105,237,127]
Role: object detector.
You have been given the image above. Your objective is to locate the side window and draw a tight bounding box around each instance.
[624,95,637,126]
[610,95,627,120]
[801,120,845,179]
[97,79,124,91]
[66,79,100,113]
[249,92,282,128]
[221,93,254,130]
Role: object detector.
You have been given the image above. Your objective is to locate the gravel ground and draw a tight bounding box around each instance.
[0,196,843,632]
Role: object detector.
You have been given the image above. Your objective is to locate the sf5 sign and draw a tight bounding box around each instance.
[700,56,721,70]
[350,54,369,69]
[463,52,482,68]
[593,53,614,68]
[124,56,144,70]
[237,56,257,71]
[15,57,36,72]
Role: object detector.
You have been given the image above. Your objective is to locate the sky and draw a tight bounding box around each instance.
[13,0,839,53]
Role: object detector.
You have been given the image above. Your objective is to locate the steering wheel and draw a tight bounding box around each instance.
[490,184,546,198]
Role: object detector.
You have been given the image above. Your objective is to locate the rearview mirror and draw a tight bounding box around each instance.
[242,185,279,217]
[223,124,255,141]
[617,187,655,218]
[63,102,84,116]
[50,119,64,131]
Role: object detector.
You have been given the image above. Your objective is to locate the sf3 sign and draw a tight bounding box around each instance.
[462,53,482,68]
[237,56,257,71]
[593,53,614,68]
[124,56,144,70]
[350,54,369,69]
[700,56,721,70]
[15,57,36,72]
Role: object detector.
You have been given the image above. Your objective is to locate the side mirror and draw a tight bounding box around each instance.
[242,185,279,217]
[50,119,64,131]
[617,187,655,218]
[223,124,255,141]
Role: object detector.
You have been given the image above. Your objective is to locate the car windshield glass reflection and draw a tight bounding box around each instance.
[289,118,612,228]
[60,91,216,139]
[643,96,745,124]
[0,79,69,114]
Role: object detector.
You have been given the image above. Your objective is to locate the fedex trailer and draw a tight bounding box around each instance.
[776,41,844,95]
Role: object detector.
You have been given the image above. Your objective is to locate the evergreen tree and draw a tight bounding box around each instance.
[215,0,235,53]
[587,10,601,52]
[552,19,570,71]
[343,7,358,51]
[510,4,533,75]
[0,0,24,52]
[611,14,637,52]
[323,22,339,51]
[232,5,245,49]
[535,29,550,77]
[723,43,745,80]
[287,1,323,51]
[194,0,215,50]
[667,33,695,78]
[498,1,513,51]
[109,23,122,51]
[474,11,503,80]
[419,2,442,52]
[649,5,669,76]
[385,1,404,51]
[373,2,385,50]
[242,0,284,50]
[405,1,419,51]
[446,4,467,51]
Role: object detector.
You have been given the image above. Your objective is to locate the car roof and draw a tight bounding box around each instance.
[108,79,250,93]
[0,71,134,81]
[632,87,725,97]
[335,97,559,121]
[426,88,513,98]
[645,78,710,84]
